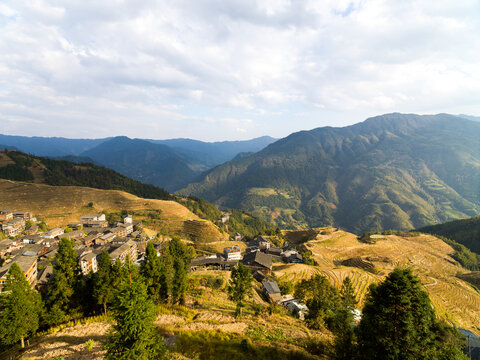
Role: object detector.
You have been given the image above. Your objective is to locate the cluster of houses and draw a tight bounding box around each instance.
[0,209,34,236]
[0,210,149,292]
[1,207,309,320]
[190,235,308,318]
[190,236,304,272]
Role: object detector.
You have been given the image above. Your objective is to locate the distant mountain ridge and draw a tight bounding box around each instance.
[81,137,197,192]
[0,134,276,191]
[150,136,277,168]
[180,113,480,234]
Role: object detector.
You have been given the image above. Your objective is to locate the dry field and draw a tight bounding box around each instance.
[277,228,480,334]
[0,179,198,231]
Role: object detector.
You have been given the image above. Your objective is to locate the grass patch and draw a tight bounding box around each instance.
[174,330,316,360]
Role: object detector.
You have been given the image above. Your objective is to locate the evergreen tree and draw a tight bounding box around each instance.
[356,267,467,360]
[333,278,358,360]
[94,250,114,314]
[168,237,195,304]
[172,258,187,304]
[140,242,162,302]
[227,263,253,317]
[45,237,81,325]
[294,274,342,329]
[158,245,174,302]
[340,276,358,310]
[105,260,166,360]
[0,263,42,348]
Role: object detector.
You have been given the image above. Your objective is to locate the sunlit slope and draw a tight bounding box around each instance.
[275,228,480,334]
[0,179,225,241]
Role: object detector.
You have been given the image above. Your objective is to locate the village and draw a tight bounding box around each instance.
[0,208,309,320]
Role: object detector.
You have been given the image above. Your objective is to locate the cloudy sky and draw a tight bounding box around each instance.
[1,0,479,141]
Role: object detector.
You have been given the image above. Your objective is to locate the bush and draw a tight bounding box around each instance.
[85,339,94,351]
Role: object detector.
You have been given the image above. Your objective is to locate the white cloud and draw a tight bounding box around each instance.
[0,0,479,140]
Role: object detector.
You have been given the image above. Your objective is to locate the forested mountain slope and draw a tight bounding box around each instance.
[81,136,198,191]
[180,113,480,233]
[419,216,480,254]
[0,150,172,200]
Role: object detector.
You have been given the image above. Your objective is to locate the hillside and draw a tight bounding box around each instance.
[0,179,226,241]
[81,136,198,191]
[180,113,480,234]
[276,228,480,333]
[419,216,480,253]
[0,150,172,200]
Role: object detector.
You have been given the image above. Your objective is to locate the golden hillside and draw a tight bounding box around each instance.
[0,179,225,241]
[276,228,480,334]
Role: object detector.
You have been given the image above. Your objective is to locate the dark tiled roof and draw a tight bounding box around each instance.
[262,281,280,294]
[242,250,272,270]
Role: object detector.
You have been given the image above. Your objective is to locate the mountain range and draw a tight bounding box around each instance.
[180,113,480,234]
[0,134,276,191]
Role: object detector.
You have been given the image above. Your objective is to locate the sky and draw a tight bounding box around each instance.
[1,0,480,141]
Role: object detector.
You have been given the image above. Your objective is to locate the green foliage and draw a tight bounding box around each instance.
[332,277,358,360]
[356,267,467,360]
[169,237,195,304]
[93,251,114,314]
[438,236,480,271]
[227,263,253,317]
[85,339,94,351]
[419,216,480,254]
[140,242,162,302]
[0,163,34,181]
[38,221,48,232]
[45,238,82,325]
[225,209,281,239]
[0,263,42,347]
[105,261,166,360]
[179,196,222,222]
[294,275,342,330]
[340,277,358,310]
[301,251,315,266]
[175,330,314,360]
[245,325,285,342]
[278,279,294,295]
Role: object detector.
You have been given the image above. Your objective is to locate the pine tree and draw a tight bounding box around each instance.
[158,245,173,303]
[0,263,42,348]
[356,267,467,360]
[168,237,195,305]
[45,237,81,325]
[94,250,114,314]
[294,274,342,329]
[333,277,358,360]
[105,260,166,360]
[140,242,161,302]
[340,276,358,310]
[227,263,253,317]
[172,258,187,304]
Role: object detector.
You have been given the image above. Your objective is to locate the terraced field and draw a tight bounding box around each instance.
[276,228,480,334]
[0,179,200,234]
